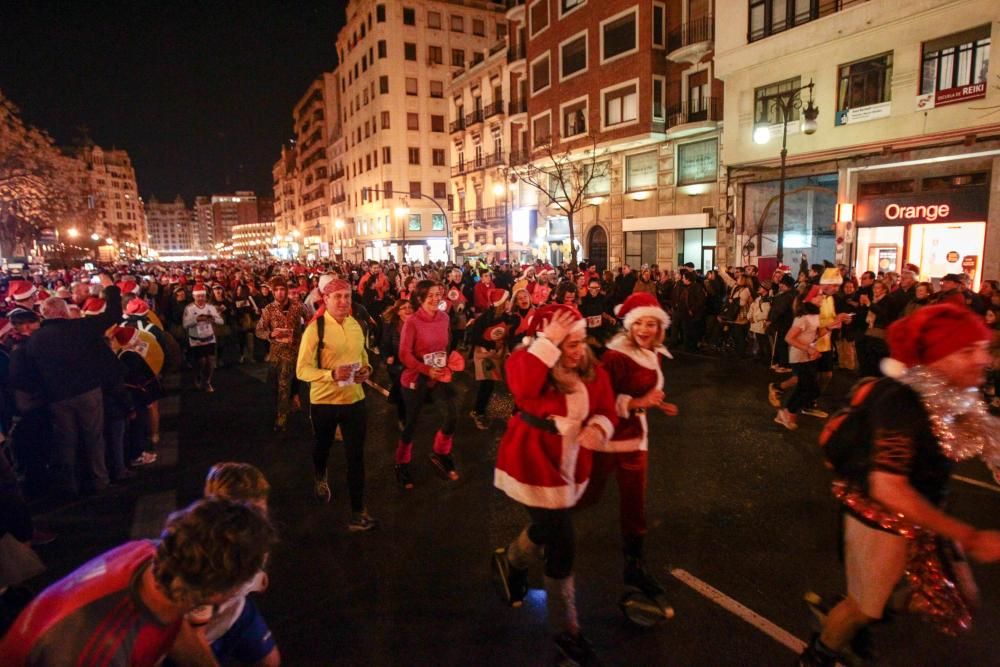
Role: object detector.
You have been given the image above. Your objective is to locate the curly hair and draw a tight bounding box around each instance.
[154,498,276,606]
[204,462,270,503]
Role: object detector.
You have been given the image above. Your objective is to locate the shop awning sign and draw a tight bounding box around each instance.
[914,82,987,110]
[856,188,988,227]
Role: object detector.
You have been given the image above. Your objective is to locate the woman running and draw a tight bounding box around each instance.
[381,298,413,430]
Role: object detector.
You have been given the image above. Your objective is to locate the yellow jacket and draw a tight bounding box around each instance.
[296,312,369,405]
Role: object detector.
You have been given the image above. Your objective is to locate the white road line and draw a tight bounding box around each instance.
[670,568,807,654]
[365,379,390,397]
[953,475,1000,494]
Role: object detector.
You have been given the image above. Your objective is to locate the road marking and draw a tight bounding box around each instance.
[670,568,807,654]
[365,379,390,397]
[954,475,1000,494]
[130,490,177,539]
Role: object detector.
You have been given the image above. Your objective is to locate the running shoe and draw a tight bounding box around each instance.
[131,451,158,466]
[348,511,379,532]
[314,478,331,503]
[429,452,459,481]
[492,547,528,607]
[394,463,414,490]
[204,383,215,393]
[772,365,793,374]
[553,631,600,666]
[470,410,490,430]
[801,407,830,418]
[767,382,783,408]
[774,411,799,431]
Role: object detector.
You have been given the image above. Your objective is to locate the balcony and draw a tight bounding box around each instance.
[454,205,507,228]
[330,168,345,181]
[449,117,466,134]
[508,98,527,116]
[485,99,505,119]
[508,149,530,166]
[507,43,526,63]
[748,0,869,43]
[667,16,713,65]
[465,108,485,127]
[451,152,507,177]
[665,97,721,137]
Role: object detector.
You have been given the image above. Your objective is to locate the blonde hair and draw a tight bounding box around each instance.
[204,462,270,502]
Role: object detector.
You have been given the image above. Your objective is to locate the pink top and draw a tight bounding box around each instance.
[399,307,451,389]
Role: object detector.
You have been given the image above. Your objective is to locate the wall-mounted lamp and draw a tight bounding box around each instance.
[628,190,652,201]
[836,203,854,224]
[679,183,710,196]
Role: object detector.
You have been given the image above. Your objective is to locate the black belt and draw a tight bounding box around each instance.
[518,411,559,434]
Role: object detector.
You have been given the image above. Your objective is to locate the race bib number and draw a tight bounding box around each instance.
[586,315,602,328]
[448,288,461,302]
[196,321,214,338]
[487,324,507,341]
[422,351,448,368]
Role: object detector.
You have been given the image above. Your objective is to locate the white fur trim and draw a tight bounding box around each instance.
[880,357,907,378]
[606,334,662,372]
[585,414,614,443]
[623,305,670,331]
[615,393,633,419]
[493,469,587,509]
[528,336,561,368]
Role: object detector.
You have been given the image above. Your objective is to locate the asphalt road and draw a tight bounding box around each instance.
[21,351,1000,666]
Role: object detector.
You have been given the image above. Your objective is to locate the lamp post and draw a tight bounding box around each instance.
[753,79,819,265]
[394,198,410,263]
[334,217,345,261]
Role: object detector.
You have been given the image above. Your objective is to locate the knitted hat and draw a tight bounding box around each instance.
[81,297,107,316]
[192,283,208,296]
[614,292,670,330]
[524,303,586,338]
[125,299,150,315]
[886,303,991,368]
[820,267,843,286]
[112,325,140,348]
[489,288,509,308]
[8,281,37,301]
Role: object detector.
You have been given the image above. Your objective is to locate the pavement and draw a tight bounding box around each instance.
[20,351,1000,666]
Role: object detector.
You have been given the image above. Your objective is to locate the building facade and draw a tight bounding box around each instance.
[74,145,149,258]
[232,221,277,258]
[716,0,999,287]
[146,195,194,256]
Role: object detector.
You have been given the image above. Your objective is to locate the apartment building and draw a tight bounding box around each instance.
[716,0,999,286]
[74,145,149,257]
[336,0,506,263]
[294,73,340,258]
[232,221,277,258]
[192,196,216,252]
[272,144,301,239]
[146,195,194,256]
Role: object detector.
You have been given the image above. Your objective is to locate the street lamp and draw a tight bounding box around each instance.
[335,218,345,259]
[752,79,819,264]
[67,227,80,239]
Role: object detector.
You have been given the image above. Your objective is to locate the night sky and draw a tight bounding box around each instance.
[0,2,345,204]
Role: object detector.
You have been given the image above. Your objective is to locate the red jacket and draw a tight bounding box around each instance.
[599,335,666,452]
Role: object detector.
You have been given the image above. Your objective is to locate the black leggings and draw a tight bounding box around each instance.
[783,360,818,414]
[400,376,457,444]
[526,506,575,579]
[311,401,367,512]
[473,380,495,415]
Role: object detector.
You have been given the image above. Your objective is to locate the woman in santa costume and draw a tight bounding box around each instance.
[466,288,517,430]
[577,292,678,611]
[492,304,617,665]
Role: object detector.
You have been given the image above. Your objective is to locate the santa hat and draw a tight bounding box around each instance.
[524,303,587,339]
[884,303,991,371]
[614,292,671,330]
[112,325,140,348]
[36,289,50,300]
[776,264,791,273]
[820,267,843,286]
[192,283,208,296]
[125,299,150,316]
[117,280,140,295]
[81,297,107,316]
[489,288,509,308]
[8,281,37,301]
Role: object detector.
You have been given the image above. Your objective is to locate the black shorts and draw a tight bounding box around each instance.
[190,343,217,359]
[817,350,834,372]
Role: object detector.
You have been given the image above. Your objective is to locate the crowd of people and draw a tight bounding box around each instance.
[0,252,998,665]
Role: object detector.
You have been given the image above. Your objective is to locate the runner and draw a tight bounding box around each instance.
[182,284,224,393]
[467,288,515,430]
[255,276,308,431]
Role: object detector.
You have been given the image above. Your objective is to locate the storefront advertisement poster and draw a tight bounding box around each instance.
[835,102,891,126]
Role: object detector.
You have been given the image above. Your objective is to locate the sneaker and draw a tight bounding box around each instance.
[394,463,414,490]
[801,407,830,418]
[348,511,379,532]
[314,479,331,503]
[470,410,490,430]
[492,547,528,607]
[767,382,783,408]
[773,365,793,374]
[429,452,459,481]
[624,560,666,598]
[204,383,215,393]
[131,451,158,466]
[553,631,600,666]
[796,633,843,667]
[774,411,798,431]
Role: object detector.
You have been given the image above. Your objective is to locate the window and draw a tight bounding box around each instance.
[532,112,551,147]
[428,11,442,29]
[404,42,417,60]
[376,4,385,22]
[561,0,585,15]
[584,160,611,195]
[432,213,446,231]
[626,231,658,268]
[652,75,665,120]
[431,115,445,132]
[406,77,418,95]
[379,75,389,94]
[677,138,718,185]
[602,9,637,62]
[653,3,666,47]
[451,15,464,32]
[754,77,801,124]
[384,181,393,198]
[408,147,420,164]
[409,212,422,230]
[626,151,658,191]
[403,7,415,25]
[920,25,991,94]
[365,154,372,170]
[432,148,446,166]
[430,80,444,98]
[381,111,390,129]
[407,113,419,130]
[560,32,587,80]
[749,0,819,42]
[529,0,549,37]
[433,182,447,198]
[473,19,485,36]
[838,53,892,110]
[561,97,587,138]
[382,147,391,164]
[603,82,638,127]
[452,49,465,67]
[378,40,387,58]
[531,53,550,94]
[429,45,443,64]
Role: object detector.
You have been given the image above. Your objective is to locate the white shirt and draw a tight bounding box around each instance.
[182,302,223,346]
[788,314,819,364]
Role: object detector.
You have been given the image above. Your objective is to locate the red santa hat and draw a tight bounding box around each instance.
[192,283,208,296]
[125,298,150,316]
[614,292,671,330]
[8,281,37,301]
[524,303,587,339]
[112,325,140,348]
[776,264,791,273]
[36,289,51,300]
[81,297,107,316]
[489,288,509,308]
[117,280,140,295]
[885,303,991,370]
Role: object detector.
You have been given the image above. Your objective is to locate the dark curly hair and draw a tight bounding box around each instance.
[153,497,276,606]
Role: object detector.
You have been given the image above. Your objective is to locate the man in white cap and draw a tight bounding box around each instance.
[182,284,224,392]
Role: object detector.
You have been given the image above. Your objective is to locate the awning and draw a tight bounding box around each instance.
[622,213,710,232]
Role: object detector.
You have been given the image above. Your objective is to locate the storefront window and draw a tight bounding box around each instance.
[680,228,716,273]
[677,139,717,185]
[908,222,986,290]
[742,174,837,263]
[408,214,422,231]
[625,230,657,268]
[431,213,446,231]
[625,151,658,191]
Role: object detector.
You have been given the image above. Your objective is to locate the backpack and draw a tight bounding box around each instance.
[818,377,892,480]
[720,286,745,322]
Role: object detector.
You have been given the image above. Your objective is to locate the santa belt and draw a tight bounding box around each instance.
[517,411,559,435]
